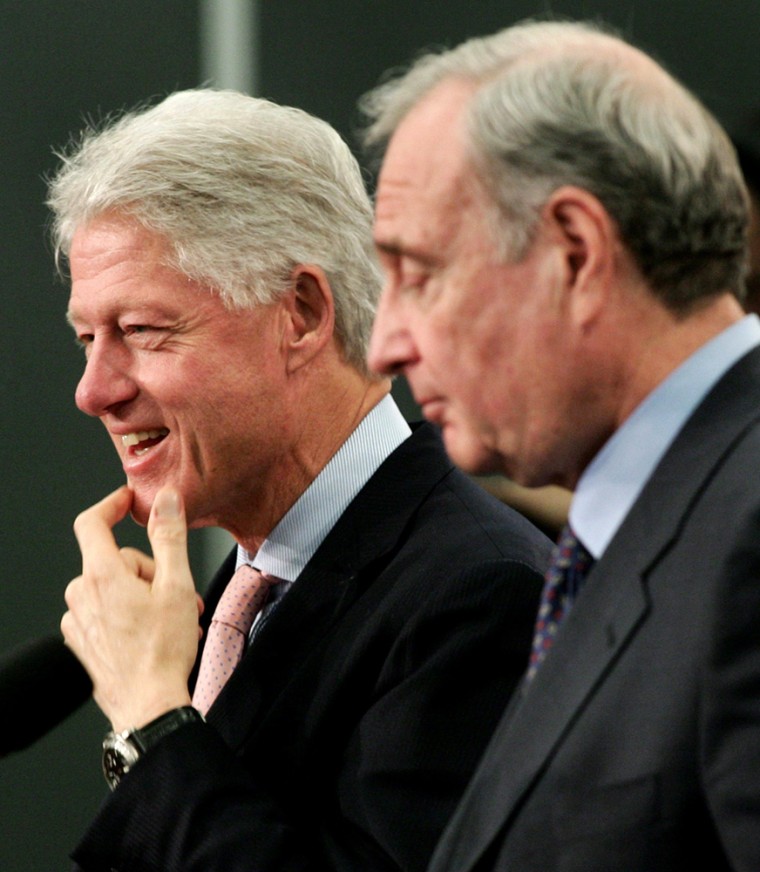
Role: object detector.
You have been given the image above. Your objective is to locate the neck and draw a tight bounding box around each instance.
[231,369,391,552]
[614,291,745,427]
[551,290,745,492]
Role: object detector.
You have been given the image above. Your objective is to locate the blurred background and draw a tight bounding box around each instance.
[1,1,758,868]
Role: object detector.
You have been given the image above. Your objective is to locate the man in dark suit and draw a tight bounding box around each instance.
[364,19,760,871]
[52,89,550,871]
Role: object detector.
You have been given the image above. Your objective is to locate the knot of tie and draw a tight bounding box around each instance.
[192,565,282,716]
[212,565,278,635]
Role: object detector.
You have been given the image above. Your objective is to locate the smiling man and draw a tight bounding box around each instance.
[67,217,318,536]
[362,19,760,872]
[48,89,550,872]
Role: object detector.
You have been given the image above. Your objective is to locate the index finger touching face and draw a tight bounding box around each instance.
[73,485,133,575]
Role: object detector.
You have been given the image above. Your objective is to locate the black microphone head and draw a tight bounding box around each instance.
[0,635,92,757]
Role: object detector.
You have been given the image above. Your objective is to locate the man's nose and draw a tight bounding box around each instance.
[367,291,419,376]
[75,340,137,417]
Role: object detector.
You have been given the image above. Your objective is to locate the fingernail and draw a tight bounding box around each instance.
[154,489,181,519]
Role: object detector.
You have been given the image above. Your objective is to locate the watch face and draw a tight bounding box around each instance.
[102,733,140,790]
[100,708,202,790]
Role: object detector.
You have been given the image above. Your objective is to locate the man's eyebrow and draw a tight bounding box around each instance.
[374,239,438,267]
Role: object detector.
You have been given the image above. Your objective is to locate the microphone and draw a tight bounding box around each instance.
[0,635,92,757]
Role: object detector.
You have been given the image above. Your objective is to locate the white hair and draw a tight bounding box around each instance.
[48,89,382,371]
[362,19,749,309]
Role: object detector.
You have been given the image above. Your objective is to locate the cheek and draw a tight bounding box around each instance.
[160,358,235,418]
[449,309,509,385]
[454,320,531,429]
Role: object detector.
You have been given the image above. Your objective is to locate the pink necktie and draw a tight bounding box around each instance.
[192,565,281,715]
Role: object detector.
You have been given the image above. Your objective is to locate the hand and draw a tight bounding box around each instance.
[62,485,203,732]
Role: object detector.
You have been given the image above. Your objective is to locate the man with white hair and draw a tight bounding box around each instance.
[52,89,551,872]
[364,19,760,871]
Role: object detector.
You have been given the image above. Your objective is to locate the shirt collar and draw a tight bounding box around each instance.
[237,394,411,580]
[570,314,760,558]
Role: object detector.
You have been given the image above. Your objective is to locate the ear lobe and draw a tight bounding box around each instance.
[284,265,336,373]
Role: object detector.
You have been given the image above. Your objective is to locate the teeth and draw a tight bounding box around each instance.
[121,428,168,448]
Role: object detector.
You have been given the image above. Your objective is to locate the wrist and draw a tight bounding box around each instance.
[102,705,204,790]
[110,689,193,735]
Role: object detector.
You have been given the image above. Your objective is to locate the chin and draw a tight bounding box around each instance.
[128,495,152,527]
[127,476,199,527]
[442,428,503,475]
[126,479,163,527]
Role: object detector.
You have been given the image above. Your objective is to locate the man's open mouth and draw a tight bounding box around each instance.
[121,428,169,456]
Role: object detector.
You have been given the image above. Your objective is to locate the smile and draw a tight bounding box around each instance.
[121,428,169,456]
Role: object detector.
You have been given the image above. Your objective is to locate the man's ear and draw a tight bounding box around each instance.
[282,264,336,373]
[543,185,618,326]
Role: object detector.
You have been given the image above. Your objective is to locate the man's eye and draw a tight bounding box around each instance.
[123,325,164,341]
[398,257,433,293]
[123,325,171,349]
[401,272,429,293]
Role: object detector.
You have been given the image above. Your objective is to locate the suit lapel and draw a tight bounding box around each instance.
[435,345,760,871]
[204,423,455,748]
[432,552,649,870]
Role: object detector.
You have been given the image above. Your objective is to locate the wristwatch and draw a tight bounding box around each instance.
[101,706,204,790]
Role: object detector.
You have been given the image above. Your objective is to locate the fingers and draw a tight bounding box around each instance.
[120,547,156,582]
[63,486,201,730]
[60,575,96,677]
[73,485,133,575]
[146,487,193,594]
[60,609,88,672]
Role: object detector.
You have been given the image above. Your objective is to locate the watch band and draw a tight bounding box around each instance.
[129,705,204,753]
[102,706,204,790]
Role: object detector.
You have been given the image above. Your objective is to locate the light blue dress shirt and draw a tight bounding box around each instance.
[570,314,760,559]
[235,394,411,631]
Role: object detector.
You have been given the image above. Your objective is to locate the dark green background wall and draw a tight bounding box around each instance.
[1,2,757,869]
[0,4,200,869]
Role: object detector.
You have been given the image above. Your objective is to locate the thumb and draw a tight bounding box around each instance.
[147,487,192,591]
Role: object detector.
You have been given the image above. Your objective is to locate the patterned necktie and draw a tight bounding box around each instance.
[524,525,594,684]
[192,565,282,715]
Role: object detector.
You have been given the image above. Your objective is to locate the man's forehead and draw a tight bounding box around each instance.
[66,215,219,326]
[69,215,168,275]
[378,78,476,196]
[374,81,483,257]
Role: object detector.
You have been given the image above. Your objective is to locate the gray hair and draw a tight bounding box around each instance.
[361,19,749,309]
[48,89,382,371]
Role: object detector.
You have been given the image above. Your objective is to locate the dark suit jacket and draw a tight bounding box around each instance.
[430,346,760,872]
[71,423,550,872]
